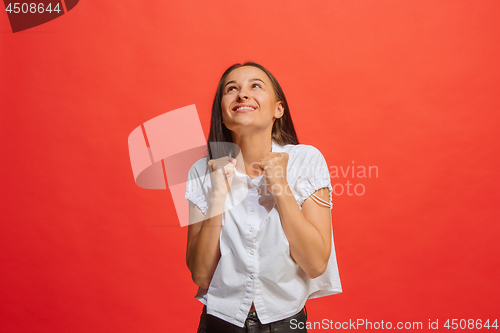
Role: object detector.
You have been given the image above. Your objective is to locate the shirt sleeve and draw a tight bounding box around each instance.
[293,146,333,208]
[184,158,210,216]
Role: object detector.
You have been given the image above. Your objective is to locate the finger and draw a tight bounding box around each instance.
[223,164,235,175]
[216,157,233,167]
[211,160,225,170]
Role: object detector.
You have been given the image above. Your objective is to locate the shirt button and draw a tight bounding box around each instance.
[250,207,255,212]
[249,228,253,232]
[250,250,254,255]
[249,274,254,279]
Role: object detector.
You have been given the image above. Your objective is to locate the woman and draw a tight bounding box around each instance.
[185,62,342,332]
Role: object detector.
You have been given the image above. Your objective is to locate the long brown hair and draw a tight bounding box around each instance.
[206,62,299,160]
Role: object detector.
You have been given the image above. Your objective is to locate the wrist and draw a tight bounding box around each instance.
[209,191,227,208]
[207,192,227,217]
[270,182,293,198]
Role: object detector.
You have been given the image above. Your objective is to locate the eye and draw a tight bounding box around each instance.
[251,83,262,88]
[226,86,237,93]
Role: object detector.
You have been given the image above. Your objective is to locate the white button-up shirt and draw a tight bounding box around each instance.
[185,140,342,328]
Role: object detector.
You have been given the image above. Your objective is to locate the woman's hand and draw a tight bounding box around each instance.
[208,156,237,197]
[258,152,289,195]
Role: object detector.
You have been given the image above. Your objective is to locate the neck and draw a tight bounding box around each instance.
[232,132,273,179]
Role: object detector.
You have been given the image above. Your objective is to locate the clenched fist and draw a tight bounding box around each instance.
[257,152,289,195]
[208,156,237,197]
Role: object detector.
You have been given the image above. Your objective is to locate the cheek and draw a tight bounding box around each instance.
[220,100,232,122]
[257,96,276,114]
[257,94,274,108]
[221,97,228,109]
[224,111,234,124]
[221,95,234,110]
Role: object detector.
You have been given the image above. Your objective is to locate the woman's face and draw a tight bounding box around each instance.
[221,66,284,136]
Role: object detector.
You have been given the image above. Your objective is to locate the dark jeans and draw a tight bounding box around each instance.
[197,305,308,333]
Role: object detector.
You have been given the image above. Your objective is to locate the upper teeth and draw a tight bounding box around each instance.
[236,106,254,111]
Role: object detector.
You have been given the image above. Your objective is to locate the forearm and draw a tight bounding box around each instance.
[187,194,226,288]
[274,184,330,278]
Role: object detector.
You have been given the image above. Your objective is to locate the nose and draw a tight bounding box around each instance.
[237,88,249,101]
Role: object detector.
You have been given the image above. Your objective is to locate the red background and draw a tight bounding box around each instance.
[1,1,499,332]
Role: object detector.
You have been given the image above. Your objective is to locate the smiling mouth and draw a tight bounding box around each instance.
[233,105,257,112]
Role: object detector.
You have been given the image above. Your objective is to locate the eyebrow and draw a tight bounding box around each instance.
[250,78,266,85]
[224,78,267,88]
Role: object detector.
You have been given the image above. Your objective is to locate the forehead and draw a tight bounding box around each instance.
[224,66,271,85]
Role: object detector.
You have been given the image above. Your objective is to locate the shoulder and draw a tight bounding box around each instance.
[187,156,209,179]
[282,144,328,178]
[282,143,324,161]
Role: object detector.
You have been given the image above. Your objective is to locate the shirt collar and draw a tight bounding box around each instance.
[233,140,285,181]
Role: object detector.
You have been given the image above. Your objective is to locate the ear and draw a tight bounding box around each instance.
[274,101,285,119]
